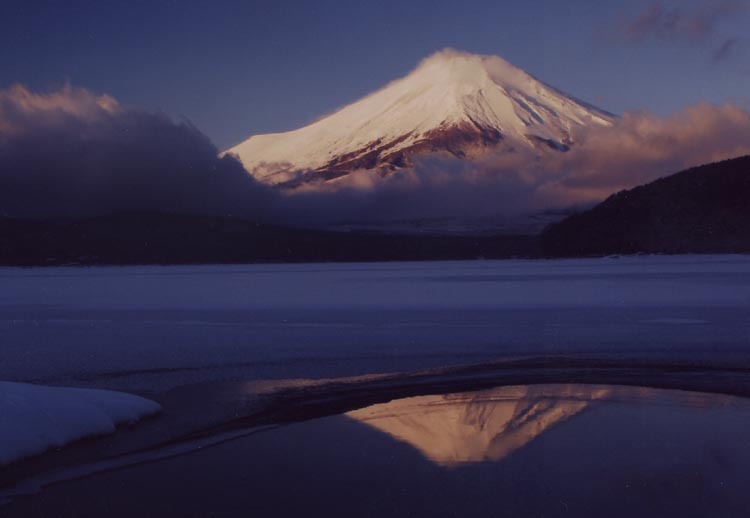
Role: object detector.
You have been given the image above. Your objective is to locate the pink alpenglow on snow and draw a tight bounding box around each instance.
[225,49,614,186]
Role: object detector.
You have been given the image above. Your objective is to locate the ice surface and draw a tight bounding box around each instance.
[1,255,750,392]
[0,382,160,465]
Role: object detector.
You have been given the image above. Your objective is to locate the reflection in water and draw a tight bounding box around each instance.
[346,384,736,467]
[6,383,750,518]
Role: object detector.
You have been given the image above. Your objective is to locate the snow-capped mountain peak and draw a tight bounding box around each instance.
[226,49,614,186]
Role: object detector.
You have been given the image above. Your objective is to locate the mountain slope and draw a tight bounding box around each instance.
[226,49,613,186]
[541,155,750,256]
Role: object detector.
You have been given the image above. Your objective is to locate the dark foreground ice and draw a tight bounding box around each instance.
[5,384,750,518]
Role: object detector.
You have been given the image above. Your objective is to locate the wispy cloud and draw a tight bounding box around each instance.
[623,1,745,42]
[607,0,748,64]
[713,37,740,63]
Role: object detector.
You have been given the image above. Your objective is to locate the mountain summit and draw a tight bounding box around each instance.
[226,50,614,186]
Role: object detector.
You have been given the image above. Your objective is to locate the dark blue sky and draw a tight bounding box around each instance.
[2,0,749,149]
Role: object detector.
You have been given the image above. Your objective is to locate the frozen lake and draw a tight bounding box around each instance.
[2,256,750,392]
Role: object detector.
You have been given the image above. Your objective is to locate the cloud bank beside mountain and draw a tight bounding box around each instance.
[1,85,750,227]
[537,103,750,202]
[284,102,750,223]
[0,85,272,220]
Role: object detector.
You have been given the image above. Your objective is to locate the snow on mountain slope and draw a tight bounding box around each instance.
[226,49,614,186]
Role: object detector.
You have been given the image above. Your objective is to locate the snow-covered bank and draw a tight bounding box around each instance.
[0,382,160,466]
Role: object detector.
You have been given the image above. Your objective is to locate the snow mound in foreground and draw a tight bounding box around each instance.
[0,382,161,466]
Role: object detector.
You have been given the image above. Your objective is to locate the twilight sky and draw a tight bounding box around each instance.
[1,0,749,149]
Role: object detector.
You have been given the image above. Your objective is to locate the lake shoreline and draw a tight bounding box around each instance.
[5,356,750,496]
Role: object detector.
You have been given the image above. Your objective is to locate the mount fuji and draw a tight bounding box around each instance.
[226,49,614,187]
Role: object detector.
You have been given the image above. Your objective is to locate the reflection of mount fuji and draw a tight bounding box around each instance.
[346,385,612,467]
